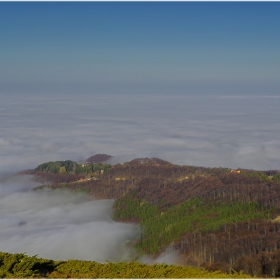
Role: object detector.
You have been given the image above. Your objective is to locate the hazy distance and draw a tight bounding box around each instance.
[1,93,280,172]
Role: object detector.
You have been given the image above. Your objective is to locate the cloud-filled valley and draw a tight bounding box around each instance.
[0,92,280,263]
[0,173,139,262]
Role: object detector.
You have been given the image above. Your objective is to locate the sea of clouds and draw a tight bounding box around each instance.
[1,92,280,172]
[0,92,280,263]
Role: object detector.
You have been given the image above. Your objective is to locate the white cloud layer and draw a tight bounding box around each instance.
[1,92,280,171]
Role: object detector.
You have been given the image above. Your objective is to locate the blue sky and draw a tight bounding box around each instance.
[1,2,280,95]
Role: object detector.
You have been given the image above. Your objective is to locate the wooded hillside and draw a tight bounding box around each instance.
[22,156,280,277]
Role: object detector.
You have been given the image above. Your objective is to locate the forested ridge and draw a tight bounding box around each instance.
[19,156,280,277]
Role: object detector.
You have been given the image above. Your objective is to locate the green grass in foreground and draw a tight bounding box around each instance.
[0,251,252,278]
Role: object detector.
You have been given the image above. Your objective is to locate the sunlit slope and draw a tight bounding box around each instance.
[0,251,252,278]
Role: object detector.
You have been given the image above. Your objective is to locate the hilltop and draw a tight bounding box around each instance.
[85,153,113,164]
[20,155,280,277]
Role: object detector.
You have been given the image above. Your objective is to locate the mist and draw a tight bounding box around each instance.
[1,92,280,263]
[0,173,139,262]
[0,172,179,264]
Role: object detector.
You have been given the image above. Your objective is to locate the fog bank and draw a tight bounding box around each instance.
[1,93,280,172]
[0,173,139,262]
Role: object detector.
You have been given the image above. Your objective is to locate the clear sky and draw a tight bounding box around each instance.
[1,2,280,95]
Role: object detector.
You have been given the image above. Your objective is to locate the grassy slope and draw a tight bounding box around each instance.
[0,251,252,278]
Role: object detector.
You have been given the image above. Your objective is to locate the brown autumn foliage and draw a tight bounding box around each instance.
[26,157,280,277]
[174,219,280,276]
[31,158,280,215]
